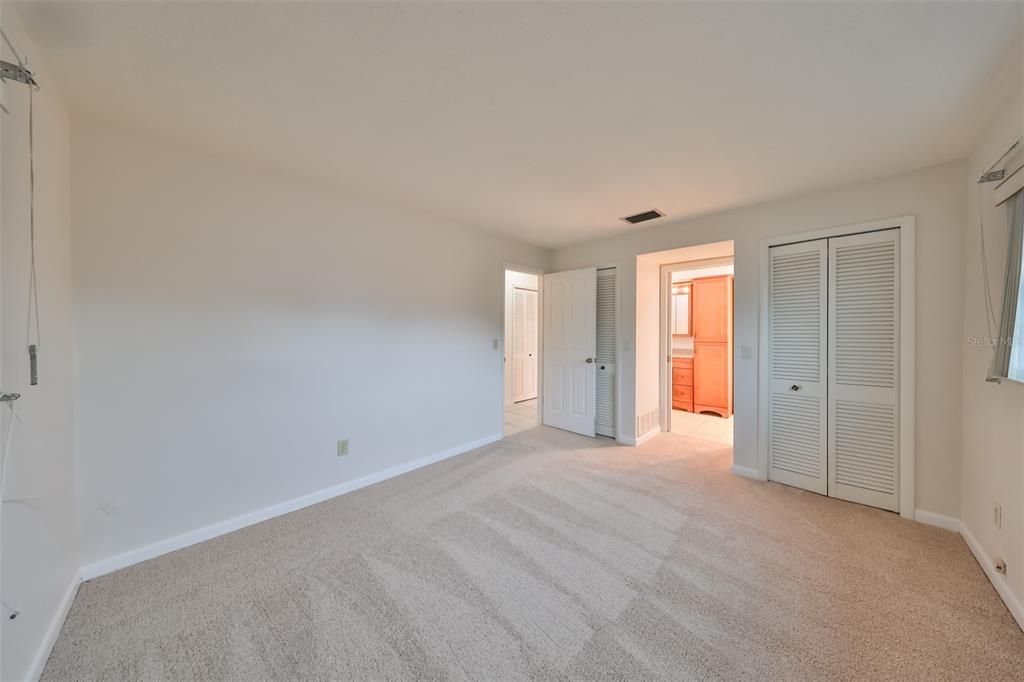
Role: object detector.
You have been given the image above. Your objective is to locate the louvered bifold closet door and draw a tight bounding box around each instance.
[828,230,900,511]
[595,268,617,437]
[768,240,828,494]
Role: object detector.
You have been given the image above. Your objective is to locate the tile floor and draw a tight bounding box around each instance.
[504,398,539,435]
[671,408,733,445]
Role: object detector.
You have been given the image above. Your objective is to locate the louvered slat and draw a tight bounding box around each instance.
[770,249,822,382]
[828,229,900,512]
[768,240,827,495]
[596,269,616,363]
[595,268,616,437]
[770,394,822,477]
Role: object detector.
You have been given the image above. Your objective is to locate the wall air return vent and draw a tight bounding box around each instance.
[621,209,664,225]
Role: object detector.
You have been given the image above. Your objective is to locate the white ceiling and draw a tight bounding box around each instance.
[15,1,1021,248]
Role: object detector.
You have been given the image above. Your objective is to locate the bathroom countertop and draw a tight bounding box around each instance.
[672,351,694,359]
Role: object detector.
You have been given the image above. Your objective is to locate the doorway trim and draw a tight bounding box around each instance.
[756,214,916,520]
[658,256,735,434]
[500,263,545,438]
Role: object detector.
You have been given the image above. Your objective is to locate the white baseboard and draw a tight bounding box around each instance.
[633,428,660,446]
[26,572,80,682]
[618,428,660,447]
[914,509,961,532]
[960,522,1024,632]
[730,464,761,480]
[80,433,502,581]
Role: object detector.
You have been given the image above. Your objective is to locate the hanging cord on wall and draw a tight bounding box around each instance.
[25,78,40,385]
[1,25,42,384]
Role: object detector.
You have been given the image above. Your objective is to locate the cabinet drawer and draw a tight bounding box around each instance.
[672,384,693,402]
[672,367,693,386]
[673,394,694,412]
[672,356,693,369]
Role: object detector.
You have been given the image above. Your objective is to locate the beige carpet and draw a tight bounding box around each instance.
[44,426,1024,680]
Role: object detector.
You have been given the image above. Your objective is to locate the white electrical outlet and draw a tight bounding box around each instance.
[994,503,1003,529]
[337,439,349,457]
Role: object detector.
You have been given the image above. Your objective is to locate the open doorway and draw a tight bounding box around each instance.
[634,241,734,445]
[503,268,540,435]
[662,258,734,445]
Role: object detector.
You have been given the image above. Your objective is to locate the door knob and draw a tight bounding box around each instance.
[585,357,594,363]
[790,384,801,391]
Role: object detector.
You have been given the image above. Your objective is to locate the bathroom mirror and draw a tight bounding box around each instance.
[672,282,692,336]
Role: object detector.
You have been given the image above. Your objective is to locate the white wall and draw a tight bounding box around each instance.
[553,161,968,518]
[0,7,78,680]
[961,87,1024,622]
[503,270,539,406]
[71,119,549,571]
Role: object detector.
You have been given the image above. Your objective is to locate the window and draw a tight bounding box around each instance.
[991,192,1024,382]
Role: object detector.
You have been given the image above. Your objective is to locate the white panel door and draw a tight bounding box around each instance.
[512,287,538,402]
[828,229,900,511]
[768,240,828,494]
[543,268,597,436]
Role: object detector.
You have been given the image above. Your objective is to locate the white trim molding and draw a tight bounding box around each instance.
[635,428,660,446]
[619,427,660,447]
[27,573,80,682]
[80,433,502,580]
[756,214,916,520]
[961,523,1024,632]
[914,509,960,533]
[731,465,761,480]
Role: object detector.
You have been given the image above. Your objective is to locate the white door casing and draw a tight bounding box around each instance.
[828,229,900,512]
[543,267,597,437]
[512,287,538,402]
[767,240,828,495]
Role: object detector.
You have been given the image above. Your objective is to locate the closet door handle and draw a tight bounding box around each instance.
[790,384,801,391]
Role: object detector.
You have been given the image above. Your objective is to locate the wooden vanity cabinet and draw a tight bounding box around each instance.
[692,275,733,418]
[672,357,693,412]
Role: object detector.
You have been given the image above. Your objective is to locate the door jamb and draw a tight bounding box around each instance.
[756,214,916,520]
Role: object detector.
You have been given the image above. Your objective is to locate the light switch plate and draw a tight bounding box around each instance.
[337,440,349,457]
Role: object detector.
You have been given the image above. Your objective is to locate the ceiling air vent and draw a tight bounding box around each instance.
[621,209,664,225]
